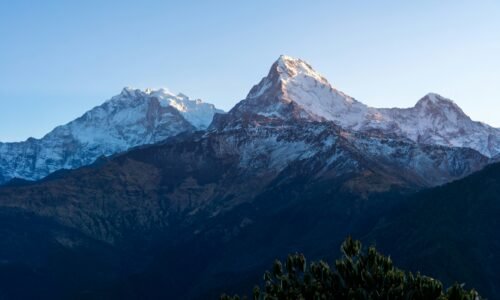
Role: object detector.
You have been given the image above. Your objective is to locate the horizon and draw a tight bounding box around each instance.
[1,1,499,141]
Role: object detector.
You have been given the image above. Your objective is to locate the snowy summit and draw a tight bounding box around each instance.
[224,55,500,157]
[0,87,223,184]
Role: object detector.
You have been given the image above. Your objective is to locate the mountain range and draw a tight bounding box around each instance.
[221,55,500,158]
[1,55,499,186]
[0,88,223,184]
[0,55,498,299]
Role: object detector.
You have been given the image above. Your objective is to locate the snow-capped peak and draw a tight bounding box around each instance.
[274,55,327,84]
[119,86,142,98]
[416,93,461,109]
[0,86,224,184]
[421,92,446,103]
[230,55,364,124]
[222,56,500,157]
[412,93,470,123]
[112,87,224,129]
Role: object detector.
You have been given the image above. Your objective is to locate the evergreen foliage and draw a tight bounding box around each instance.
[221,237,482,300]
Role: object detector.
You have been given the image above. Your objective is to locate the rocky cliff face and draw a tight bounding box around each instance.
[0,88,223,184]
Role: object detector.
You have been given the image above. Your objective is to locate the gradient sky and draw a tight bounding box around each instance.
[1,0,499,141]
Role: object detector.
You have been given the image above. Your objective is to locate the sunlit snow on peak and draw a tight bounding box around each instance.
[113,87,224,129]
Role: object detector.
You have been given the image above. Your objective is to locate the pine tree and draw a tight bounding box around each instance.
[221,237,482,300]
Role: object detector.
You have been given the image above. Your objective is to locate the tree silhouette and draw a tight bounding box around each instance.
[221,237,482,300]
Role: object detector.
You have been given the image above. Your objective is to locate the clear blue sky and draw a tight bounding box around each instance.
[1,0,499,141]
